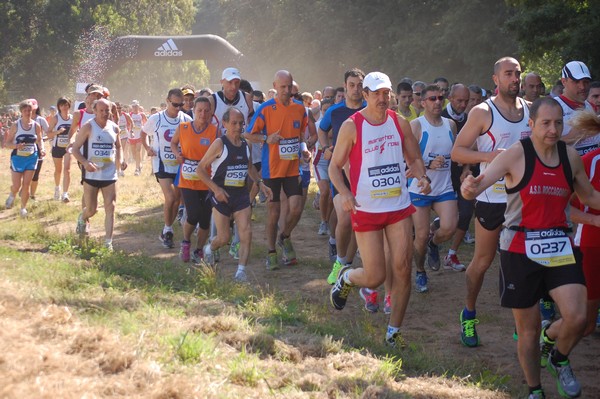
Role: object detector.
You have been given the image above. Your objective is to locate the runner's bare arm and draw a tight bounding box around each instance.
[124,112,133,132]
[197,138,228,202]
[451,103,501,164]
[244,92,255,119]
[400,116,430,193]
[329,119,358,212]
[71,123,96,171]
[247,153,272,201]
[47,115,59,139]
[4,124,17,149]
[242,112,266,144]
[461,142,521,200]
[170,125,183,164]
[35,124,44,156]
[68,111,81,140]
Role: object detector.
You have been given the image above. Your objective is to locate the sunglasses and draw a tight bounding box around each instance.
[170,102,184,108]
[413,92,421,96]
[425,95,444,102]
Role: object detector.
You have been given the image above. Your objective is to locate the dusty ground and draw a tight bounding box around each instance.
[1,164,599,398]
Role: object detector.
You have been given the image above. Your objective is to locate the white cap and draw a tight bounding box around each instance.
[562,61,591,81]
[363,72,392,91]
[222,67,241,81]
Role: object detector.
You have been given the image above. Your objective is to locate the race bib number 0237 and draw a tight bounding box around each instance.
[525,229,575,267]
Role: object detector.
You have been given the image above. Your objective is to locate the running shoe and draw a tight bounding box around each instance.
[191,249,203,265]
[266,252,279,271]
[540,324,555,368]
[54,186,61,201]
[318,221,328,235]
[229,241,240,260]
[327,260,344,285]
[258,190,267,203]
[20,208,28,218]
[179,240,191,262]
[76,212,89,237]
[328,241,337,262]
[330,265,353,310]
[277,236,297,265]
[312,192,320,210]
[460,309,480,347]
[134,168,141,176]
[430,217,440,233]
[62,192,70,203]
[385,331,407,349]
[359,288,379,313]
[415,271,429,293]
[426,237,440,271]
[528,389,545,399]
[176,206,184,222]
[5,193,15,209]
[105,241,114,251]
[443,254,466,271]
[546,357,581,398]
[463,230,475,244]
[383,294,392,315]
[203,244,214,265]
[234,269,247,283]
[29,195,36,201]
[160,231,175,248]
[540,299,556,323]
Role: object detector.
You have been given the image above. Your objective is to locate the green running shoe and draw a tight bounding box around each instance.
[327,260,344,285]
[460,309,480,347]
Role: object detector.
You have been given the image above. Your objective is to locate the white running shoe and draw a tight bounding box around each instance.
[54,186,61,201]
[5,194,15,209]
[20,208,28,217]
[62,192,70,203]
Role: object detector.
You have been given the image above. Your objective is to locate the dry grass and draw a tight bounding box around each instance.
[0,157,517,398]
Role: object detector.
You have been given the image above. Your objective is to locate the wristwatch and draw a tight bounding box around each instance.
[420,174,432,184]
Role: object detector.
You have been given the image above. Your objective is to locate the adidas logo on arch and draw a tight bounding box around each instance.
[154,39,183,57]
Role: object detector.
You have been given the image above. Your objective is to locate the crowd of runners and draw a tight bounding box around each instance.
[3,58,600,399]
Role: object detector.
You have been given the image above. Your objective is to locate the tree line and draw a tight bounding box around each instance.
[1,0,597,107]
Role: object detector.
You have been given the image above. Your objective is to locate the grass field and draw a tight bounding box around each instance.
[0,155,523,398]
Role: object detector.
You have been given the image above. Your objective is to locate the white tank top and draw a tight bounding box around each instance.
[408,116,454,196]
[348,110,412,213]
[13,119,39,157]
[83,119,119,181]
[212,90,251,136]
[555,96,598,155]
[144,110,192,174]
[130,112,144,139]
[52,113,73,149]
[476,97,531,203]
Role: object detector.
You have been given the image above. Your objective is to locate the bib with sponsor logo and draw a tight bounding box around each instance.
[525,229,575,267]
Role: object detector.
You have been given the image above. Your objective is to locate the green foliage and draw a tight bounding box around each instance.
[0,0,196,105]
[228,347,269,387]
[170,331,219,364]
[217,0,518,90]
[506,0,600,79]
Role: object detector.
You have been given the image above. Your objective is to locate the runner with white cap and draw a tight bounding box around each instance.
[556,61,596,155]
[329,71,430,348]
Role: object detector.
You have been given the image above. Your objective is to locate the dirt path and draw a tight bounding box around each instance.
[1,160,598,397]
[111,197,600,398]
